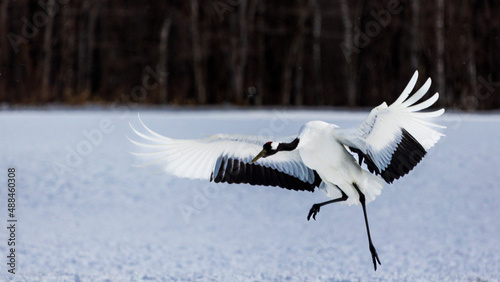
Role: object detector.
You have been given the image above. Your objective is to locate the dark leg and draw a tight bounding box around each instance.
[307,190,348,221]
[353,183,381,271]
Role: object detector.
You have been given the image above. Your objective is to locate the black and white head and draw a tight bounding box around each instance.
[251,139,299,163]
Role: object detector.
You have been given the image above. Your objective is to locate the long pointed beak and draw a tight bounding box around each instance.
[251,149,267,164]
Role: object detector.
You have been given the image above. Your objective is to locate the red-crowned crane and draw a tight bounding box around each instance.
[129,71,445,271]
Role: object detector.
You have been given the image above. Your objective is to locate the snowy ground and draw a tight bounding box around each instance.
[0,108,499,281]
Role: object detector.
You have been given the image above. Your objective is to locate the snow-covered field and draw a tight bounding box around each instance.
[0,109,499,281]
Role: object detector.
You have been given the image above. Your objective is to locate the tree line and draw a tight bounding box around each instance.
[0,0,499,109]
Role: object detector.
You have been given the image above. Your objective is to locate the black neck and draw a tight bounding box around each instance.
[277,138,299,152]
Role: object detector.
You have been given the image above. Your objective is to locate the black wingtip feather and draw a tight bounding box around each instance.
[211,157,319,192]
[351,129,426,184]
[380,129,426,183]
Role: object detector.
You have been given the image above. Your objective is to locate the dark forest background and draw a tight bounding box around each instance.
[0,0,499,109]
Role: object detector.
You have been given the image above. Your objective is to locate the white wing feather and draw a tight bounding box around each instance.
[336,71,445,179]
[128,116,316,185]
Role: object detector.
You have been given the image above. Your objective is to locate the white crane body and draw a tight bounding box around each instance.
[296,121,384,205]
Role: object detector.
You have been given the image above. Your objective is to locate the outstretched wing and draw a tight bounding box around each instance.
[128,116,321,192]
[336,71,445,183]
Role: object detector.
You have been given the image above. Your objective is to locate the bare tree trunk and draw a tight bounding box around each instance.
[230,1,245,104]
[40,0,56,102]
[282,1,310,105]
[255,0,265,106]
[0,0,10,101]
[77,0,96,101]
[60,3,76,102]
[436,0,445,106]
[77,1,88,99]
[311,0,323,105]
[465,2,477,109]
[158,17,172,104]
[294,44,304,105]
[340,0,356,106]
[88,3,99,94]
[229,0,247,104]
[227,0,259,104]
[190,0,207,104]
[13,2,33,103]
[411,0,420,70]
